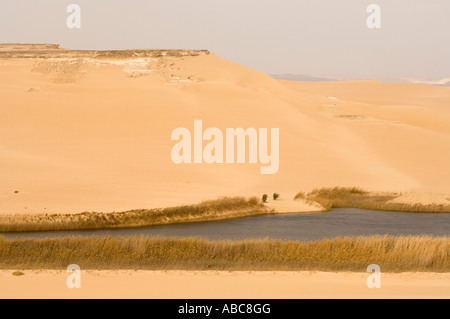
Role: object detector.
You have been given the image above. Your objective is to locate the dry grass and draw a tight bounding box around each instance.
[294,192,306,200]
[0,197,268,233]
[0,235,447,272]
[297,187,450,213]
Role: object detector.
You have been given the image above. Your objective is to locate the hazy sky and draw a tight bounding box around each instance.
[1,0,449,80]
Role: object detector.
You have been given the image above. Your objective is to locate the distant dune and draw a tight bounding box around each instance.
[403,77,450,86]
[1,44,449,214]
[273,73,450,87]
[270,73,337,82]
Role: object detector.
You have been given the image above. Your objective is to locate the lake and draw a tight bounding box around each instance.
[2,208,449,241]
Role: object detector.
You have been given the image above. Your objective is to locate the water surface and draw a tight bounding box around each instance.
[2,208,449,241]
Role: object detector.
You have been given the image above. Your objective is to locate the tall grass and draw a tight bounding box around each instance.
[0,235,447,272]
[297,187,450,213]
[0,197,268,233]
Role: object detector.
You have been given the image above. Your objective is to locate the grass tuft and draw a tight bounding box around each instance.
[12,271,25,276]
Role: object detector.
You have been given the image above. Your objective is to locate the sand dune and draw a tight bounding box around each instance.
[1,270,449,299]
[1,44,449,214]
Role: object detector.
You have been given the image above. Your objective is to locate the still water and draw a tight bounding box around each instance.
[2,208,449,241]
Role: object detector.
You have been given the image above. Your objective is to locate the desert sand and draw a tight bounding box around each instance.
[1,44,449,214]
[1,44,449,300]
[1,270,448,299]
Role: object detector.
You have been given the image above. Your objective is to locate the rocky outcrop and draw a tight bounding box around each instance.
[0,44,210,59]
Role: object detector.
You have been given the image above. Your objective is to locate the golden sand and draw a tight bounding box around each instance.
[1,270,448,299]
[1,46,449,215]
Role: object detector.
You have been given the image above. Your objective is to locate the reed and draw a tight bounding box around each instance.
[297,187,450,213]
[0,197,268,233]
[0,235,447,272]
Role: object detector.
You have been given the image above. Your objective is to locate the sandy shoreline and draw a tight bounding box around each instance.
[1,270,448,299]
